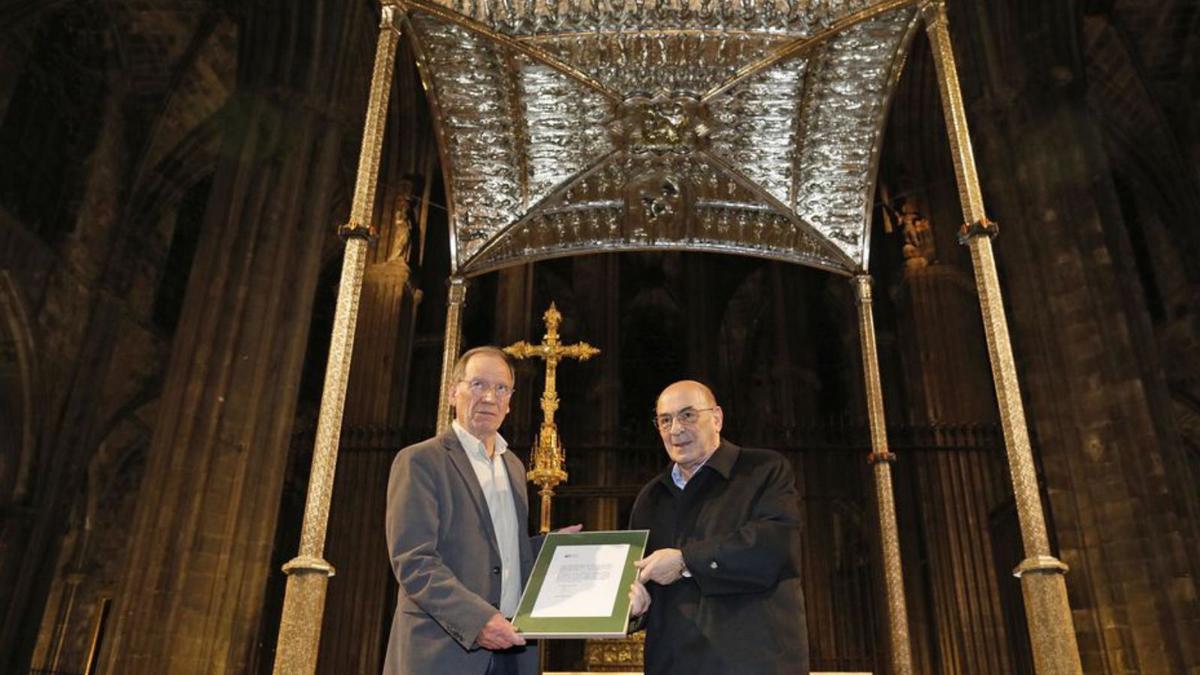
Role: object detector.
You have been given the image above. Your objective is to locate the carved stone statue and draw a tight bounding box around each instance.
[898,198,935,268]
[388,178,414,265]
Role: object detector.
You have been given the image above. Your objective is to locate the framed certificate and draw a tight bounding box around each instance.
[512,530,649,639]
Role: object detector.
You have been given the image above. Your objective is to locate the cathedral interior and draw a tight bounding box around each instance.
[1,0,1199,673]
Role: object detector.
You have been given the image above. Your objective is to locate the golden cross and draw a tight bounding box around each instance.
[504,302,600,533]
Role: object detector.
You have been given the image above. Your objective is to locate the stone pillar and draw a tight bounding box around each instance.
[768,263,800,438]
[98,2,376,672]
[495,264,534,444]
[895,262,1014,674]
[970,80,1200,675]
[684,254,714,384]
[341,176,423,434]
[573,254,620,529]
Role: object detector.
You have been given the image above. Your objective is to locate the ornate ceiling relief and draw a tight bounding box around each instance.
[520,63,616,209]
[409,14,524,261]
[402,0,920,275]
[708,61,807,209]
[794,12,915,267]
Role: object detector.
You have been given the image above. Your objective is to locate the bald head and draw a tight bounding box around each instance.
[655,380,723,479]
[656,380,717,411]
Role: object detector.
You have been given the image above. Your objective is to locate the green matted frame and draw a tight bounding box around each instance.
[513,530,649,639]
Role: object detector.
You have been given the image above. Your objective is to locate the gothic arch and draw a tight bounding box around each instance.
[124,113,226,239]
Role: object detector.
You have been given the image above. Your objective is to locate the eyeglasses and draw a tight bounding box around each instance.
[653,407,716,431]
[461,378,514,398]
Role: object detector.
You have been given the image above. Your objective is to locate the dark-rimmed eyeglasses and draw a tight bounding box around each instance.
[653,407,716,431]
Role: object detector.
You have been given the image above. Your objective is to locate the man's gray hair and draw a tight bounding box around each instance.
[451,346,516,384]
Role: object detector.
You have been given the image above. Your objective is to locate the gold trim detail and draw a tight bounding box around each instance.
[585,632,646,671]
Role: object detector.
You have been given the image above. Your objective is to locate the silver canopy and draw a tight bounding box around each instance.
[400,0,921,276]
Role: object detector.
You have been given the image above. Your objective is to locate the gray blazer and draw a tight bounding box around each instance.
[383,428,538,675]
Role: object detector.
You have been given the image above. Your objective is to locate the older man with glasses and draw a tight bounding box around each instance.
[384,346,578,675]
[627,379,809,675]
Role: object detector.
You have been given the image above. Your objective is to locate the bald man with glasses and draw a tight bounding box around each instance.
[627,380,809,675]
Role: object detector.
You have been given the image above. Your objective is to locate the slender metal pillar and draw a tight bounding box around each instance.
[922,2,1083,673]
[853,275,914,675]
[272,6,402,674]
[436,276,468,433]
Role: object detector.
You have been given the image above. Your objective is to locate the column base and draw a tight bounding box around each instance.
[1016,557,1083,675]
[274,558,335,675]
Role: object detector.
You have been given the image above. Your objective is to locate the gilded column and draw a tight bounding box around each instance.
[315,175,426,670]
[314,110,436,670]
[853,275,914,675]
[436,276,468,433]
[272,6,403,674]
[922,2,1083,673]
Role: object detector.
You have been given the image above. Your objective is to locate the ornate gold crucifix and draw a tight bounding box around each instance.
[504,303,600,533]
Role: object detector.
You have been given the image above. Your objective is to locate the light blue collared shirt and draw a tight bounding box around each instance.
[452,420,521,617]
[670,458,711,490]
